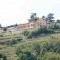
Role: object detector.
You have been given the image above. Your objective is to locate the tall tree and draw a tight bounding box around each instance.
[45,13,54,23]
[28,13,37,22]
[42,16,45,20]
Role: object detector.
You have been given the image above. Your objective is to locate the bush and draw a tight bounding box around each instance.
[33,43,41,55]
[17,37,23,41]
[16,47,37,60]
[27,32,33,39]
[18,53,28,60]
[37,52,60,60]
[9,38,17,46]
[27,27,54,39]
[18,52,37,60]
[0,54,7,60]
[0,35,3,37]
[16,47,22,55]
[23,31,29,36]
[50,23,60,29]
[16,39,60,60]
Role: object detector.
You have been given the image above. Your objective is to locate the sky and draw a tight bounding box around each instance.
[0,0,60,27]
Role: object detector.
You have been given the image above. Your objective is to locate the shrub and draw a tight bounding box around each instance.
[0,35,3,37]
[17,37,23,41]
[18,53,28,60]
[38,52,60,60]
[33,43,41,55]
[9,39,17,46]
[23,31,29,36]
[18,52,37,60]
[50,23,60,29]
[16,47,22,55]
[27,27,54,39]
[16,47,37,60]
[27,32,33,39]
[0,54,7,60]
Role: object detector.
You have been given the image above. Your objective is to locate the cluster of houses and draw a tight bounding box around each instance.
[0,17,60,34]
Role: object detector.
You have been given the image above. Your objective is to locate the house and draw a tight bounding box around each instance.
[29,17,47,28]
[17,22,34,31]
[6,18,47,33]
[7,27,17,33]
[34,18,47,28]
[17,18,47,31]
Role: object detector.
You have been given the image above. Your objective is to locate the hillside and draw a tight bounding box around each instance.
[0,31,60,60]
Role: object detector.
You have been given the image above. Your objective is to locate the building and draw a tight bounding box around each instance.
[34,18,47,28]
[17,22,34,31]
[17,18,47,30]
[6,18,47,33]
[7,27,17,33]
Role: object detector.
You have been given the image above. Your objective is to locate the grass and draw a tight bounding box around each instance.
[0,31,60,60]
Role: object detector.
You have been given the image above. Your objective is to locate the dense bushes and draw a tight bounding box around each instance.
[37,52,60,60]
[16,38,60,60]
[18,52,37,60]
[50,23,60,29]
[0,54,7,60]
[27,27,54,39]
[16,48,37,60]
[22,25,60,39]
[22,31,29,36]
[9,37,23,46]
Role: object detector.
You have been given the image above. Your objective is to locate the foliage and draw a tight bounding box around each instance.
[56,19,60,23]
[50,23,59,29]
[16,37,60,60]
[22,31,29,36]
[42,16,45,20]
[45,13,54,22]
[27,27,54,39]
[17,51,37,60]
[16,47,22,55]
[9,39,17,45]
[28,13,37,22]
[6,24,18,28]
[37,52,60,60]
[33,43,41,55]
[9,37,23,45]
[0,35,3,37]
[0,54,7,60]
[3,28,7,31]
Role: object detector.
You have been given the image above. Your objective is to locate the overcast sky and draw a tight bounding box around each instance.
[0,0,60,26]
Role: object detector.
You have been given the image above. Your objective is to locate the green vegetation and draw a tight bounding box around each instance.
[50,23,60,29]
[0,53,7,60]
[27,27,54,39]
[16,36,60,60]
[0,25,60,60]
[22,31,29,36]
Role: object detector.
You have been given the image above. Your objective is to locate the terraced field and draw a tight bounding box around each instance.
[0,32,60,60]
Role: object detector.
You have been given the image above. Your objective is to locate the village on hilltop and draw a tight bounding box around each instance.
[0,13,60,34]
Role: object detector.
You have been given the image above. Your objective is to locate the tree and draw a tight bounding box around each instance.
[28,13,37,22]
[22,31,29,36]
[56,19,60,23]
[42,16,45,20]
[0,24,2,28]
[3,28,7,31]
[45,13,54,23]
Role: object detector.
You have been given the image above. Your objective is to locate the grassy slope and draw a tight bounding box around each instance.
[0,32,60,60]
